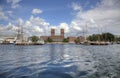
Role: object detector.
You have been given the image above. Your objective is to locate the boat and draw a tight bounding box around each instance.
[89,41,110,45]
[15,42,44,45]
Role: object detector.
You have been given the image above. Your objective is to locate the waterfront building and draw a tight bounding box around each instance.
[0,38,4,43]
[78,36,86,42]
[3,37,16,43]
[50,29,64,42]
[67,37,76,43]
[40,36,49,42]
[40,29,65,42]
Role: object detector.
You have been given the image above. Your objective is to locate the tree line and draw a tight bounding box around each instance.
[30,32,120,43]
[88,33,115,42]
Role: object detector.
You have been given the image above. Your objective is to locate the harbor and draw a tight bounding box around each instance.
[0,0,120,78]
[0,24,120,45]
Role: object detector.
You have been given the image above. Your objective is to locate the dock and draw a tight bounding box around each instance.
[89,42,110,45]
[15,42,44,45]
[80,41,110,45]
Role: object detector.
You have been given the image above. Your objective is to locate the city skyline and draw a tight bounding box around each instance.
[0,0,120,37]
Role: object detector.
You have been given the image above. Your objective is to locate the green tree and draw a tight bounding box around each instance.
[115,37,120,42]
[47,37,53,42]
[88,34,98,41]
[88,32,115,42]
[62,38,68,43]
[74,38,80,44]
[102,33,115,41]
[31,36,39,43]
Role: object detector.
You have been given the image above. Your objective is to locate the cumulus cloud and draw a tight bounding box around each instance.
[23,16,50,36]
[71,0,120,35]
[32,9,43,14]
[7,0,22,8]
[0,8,8,20]
[1,0,120,37]
[0,22,18,37]
[59,23,70,33]
[18,18,23,25]
[0,15,50,37]
[0,11,8,20]
[71,21,82,31]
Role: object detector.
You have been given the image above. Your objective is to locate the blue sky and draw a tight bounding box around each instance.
[0,0,120,36]
[0,0,100,25]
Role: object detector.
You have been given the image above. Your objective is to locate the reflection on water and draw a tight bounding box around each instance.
[0,44,120,78]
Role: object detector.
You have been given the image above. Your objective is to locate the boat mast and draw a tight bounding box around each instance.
[21,22,24,42]
[17,20,24,42]
[82,23,88,42]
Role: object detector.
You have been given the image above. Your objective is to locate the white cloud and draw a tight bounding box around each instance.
[29,16,49,26]
[59,23,70,33]
[24,16,50,36]
[7,22,18,31]
[71,21,82,31]
[1,0,120,37]
[0,15,50,37]
[7,0,22,8]
[72,3,82,11]
[71,0,120,35]
[32,9,43,14]
[18,18,23,25]
[33,26,43,32]
[0,11,8,20]
[25,21,32,27]
[0,8,8,20]
[0,22,18,37]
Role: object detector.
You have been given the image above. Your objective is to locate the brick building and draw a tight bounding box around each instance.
[67,37,76,43]
[78,36,86,42]
[40,36,49,42]
[50,29,64,42]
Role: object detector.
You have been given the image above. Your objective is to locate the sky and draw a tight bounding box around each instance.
[0,0,120,37]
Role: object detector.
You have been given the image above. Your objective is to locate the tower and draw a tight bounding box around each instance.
[61,29,64,37]
[51,29,55,36]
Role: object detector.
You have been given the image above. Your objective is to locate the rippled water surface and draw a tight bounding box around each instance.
[0,44,120,78]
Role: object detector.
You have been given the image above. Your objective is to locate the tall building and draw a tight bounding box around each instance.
[51,29,55,36]
[61,29,64,37]
[50,28,64,42]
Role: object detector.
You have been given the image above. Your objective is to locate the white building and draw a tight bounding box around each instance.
[4,37,16,43]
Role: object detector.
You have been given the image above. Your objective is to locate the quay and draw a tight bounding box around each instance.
[89,41,110,45]
[15,42,44,45]
[80,41,111,45]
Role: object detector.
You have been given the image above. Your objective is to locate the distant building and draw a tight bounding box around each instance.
[40,36,49,41]
[3,37,16,43]
[50,29,64,42]
[0,38,4,43]
[115,35,120,38]
[40,29,64,42]
[67,37,76,43]
[78,36,86,42]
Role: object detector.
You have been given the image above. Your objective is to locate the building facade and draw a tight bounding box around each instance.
[40,36,49,42]
[3,37,16,43]
[67,37,76,43]
[50,29,64,42]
